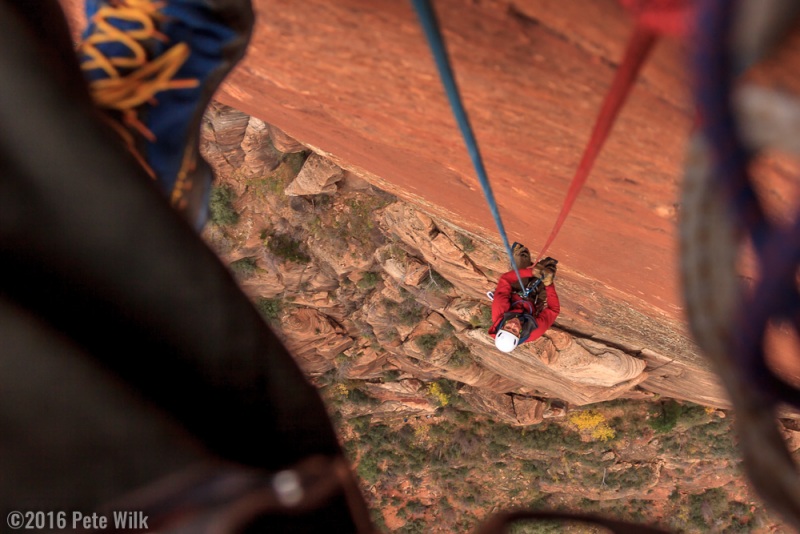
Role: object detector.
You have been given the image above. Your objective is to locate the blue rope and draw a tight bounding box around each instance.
[410,0,529,295]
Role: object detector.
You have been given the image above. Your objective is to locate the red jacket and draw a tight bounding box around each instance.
[488,268,560,343]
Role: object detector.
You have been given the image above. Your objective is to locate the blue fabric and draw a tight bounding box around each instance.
[693,0,800,408]
[80,0,239,229]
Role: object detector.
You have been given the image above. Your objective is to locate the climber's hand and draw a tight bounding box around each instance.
[542,266,556,286]
[538,257,558,270]
[534,257,558,277]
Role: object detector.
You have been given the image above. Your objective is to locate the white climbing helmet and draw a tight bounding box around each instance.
[495,330,519,353]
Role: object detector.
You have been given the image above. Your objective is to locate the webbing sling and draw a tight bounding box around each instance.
[535,25,656,263]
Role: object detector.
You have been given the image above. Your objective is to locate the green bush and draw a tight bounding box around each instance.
[415,333,441,355]
[648,400,682,433]
[521,460,546,476]
[428,268,454,292]
[382,370,401,382]
[508,520,563,534]
[229,256,258,279]
[399,518,426,534]
[398,297,427,326]
[406,500,425,514]
[347,387,376,406]
[456,233,476,253]
[356,454,380,484]
[266,232,311,263]
[448,341,472,368]
[687,487,749,531]
[604,465,654,491]
[209,185,239,226]
[526,422,586,451]
[255,297,282,321]
[311,194,392,260]
[470,305,494,329]
[488,441,510,455]
[261,151,308,196]
[358,271,381,289]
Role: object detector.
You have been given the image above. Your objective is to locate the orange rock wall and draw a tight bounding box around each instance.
[57,0,724,398]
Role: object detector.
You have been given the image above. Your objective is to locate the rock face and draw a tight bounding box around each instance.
[184,101,746,418]
[55,0,745,411]
[281,307,354,375]
[285,153,345,196]
[459,386,546,426]
[209,0,696,341]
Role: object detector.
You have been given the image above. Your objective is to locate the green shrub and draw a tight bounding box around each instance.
[604,465,654,491]
[680,402,713,427]
[369,510,387,532]
[255,297,282,321]
[266,233,310,263]
[382,370,401,382]
[312,194,392,260]
[406,500,425,514]
[470,305,494,329]
[448,341,472,368]
[209,185,239,226]
[508,520,563,534]
[525,422,586,451]
[356,454,380,484]
[456,233,476,253]
[521,460,546,476]
[399,518,426,534]
[415,333,441,355]
[260,151,308,196]
[398,296,427,326]
[358,271,381,289]
[347,387,375,406]
[428,268,454,292]
[229,256,258,279]
[648,400,682,433]
[688,488,738,530]
[379,243,408,262]
[488,441,510,455]
[350,416,371,435]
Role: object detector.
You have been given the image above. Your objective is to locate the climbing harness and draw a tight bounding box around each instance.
[682,0,800,528]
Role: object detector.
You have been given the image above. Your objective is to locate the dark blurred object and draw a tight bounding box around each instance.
[0,2,372,531]
[682,0,800,530]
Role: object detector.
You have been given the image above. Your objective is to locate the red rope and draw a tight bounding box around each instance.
[534,25,657,263]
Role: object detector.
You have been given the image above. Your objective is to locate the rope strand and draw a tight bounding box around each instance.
[534,25,656,263]
[411,0,528,293]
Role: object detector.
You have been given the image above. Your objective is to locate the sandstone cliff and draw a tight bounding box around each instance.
[196,105,793,531]
[58,0,800,415]
[58,0,756,413]
[194,100,722,425]
[201,100,733,416]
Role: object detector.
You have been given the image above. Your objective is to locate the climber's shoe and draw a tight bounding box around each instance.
[78,0,254,229]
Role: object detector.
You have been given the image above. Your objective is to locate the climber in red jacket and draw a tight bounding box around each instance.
[488,244,560,353]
